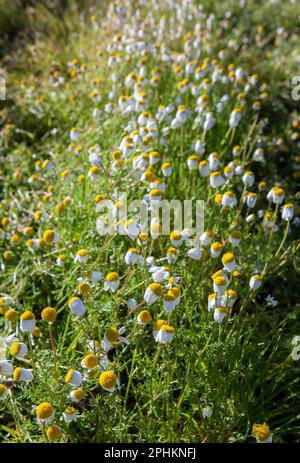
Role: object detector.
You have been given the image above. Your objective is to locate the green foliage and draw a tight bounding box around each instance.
[0,0,299,444]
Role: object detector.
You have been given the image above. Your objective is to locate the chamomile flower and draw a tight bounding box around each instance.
[125,248,144,265]
[56,254,67,267]
[104,272,120,292]
[81,354,99,370]
[69,388,84,403]
[144,283,163,304]
[210,171,225,188]
[229,231,242,247]
[150,221,162,240]
[170,230,183,247]
[250,274,262,290]
[9,341,28,359]
[199,160,210,177]
[13,367,33,382]
[213,276,228,295]
[5,309,18,323]
[102,326,128,352]
[281,203,294,221]
[161,162,172,177]
[245,193,257,208]
[156,324,175,344]
[267,187,285,204]
[74,249,89,264]
[153,319,167,341]
[124,220,141,239]
[221,290,237,307]
[163,292,177,313]
[99,371,119,392]
[242,171,255,187]
[213,306,229,323]
[211,242,223,258]
[229,108,242,128]
[20,311,36,333]
[46,426,62,441]
[252,423,272,443]
[221,252,236,272]
[65,369,83,387]
[70,127,80,141]
[166,247,178,264]
[42,229,60,244]
[36,402,54,425]
[137,310,152,325]
[200,230,215,246]
[187,155,198,170]
[41,307,57,324]
[68,297,86,317]
[63,406,78,423]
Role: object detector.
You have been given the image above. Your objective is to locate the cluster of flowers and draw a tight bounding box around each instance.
[0,0,298,443]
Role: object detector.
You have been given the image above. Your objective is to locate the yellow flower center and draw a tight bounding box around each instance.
[65,406,76,415]
[161,324,175,333]
[224,290,237,299]
[41,307,57,323]
[164,293,176,301]
[77,249,88,257]
[148,283,163,297]
[90,166,101,175]
[84,354,98,369]
[32,327,41,338]
[106,272,119,282]
[47,426,61,441]
[170,230,182,241]
[211,242,222,251]
[20,311,35,321]
[13,367,21,381]
[139,310,152,324]
[230,231,242,239]
[222,252,234,264]
[78,282,91,294]
[36,402,53,420]
[167,247,177,255]
[5,309,18,322]
[65,369,75,383]
[43,230,55,243]
[106,327,119,343]
[139,232,148,242]
[10,342,21,356]
[24,227,34,237]
[211,270,224,280]
[153,319,166,331]
[0,384,6,397]
[214,276,227,286]
[99,371,117,389]
[150,189,161,197]
[253,423,271,441]
[128,248,139,254]
[73,388,84,401]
